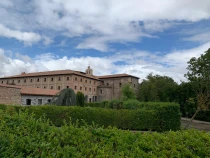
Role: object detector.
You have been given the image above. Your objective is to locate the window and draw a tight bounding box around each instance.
[94,88,95,92]
[37,78,39,82]
[26,99,31,105]
[18,80,20,83]
[80,87,82,90]
[50,86,53,89]
[24,79,26,83]
[134,84,136,88]
[85,87,87,91]
[85,80,87,83]
[80,78,82,82]
[89,88,91,91]
[119,83,122,87]
[30,79,33,82]
[75,77,77,81]
[89,80,91,84]
[1,81,3,84]
[100,89,102,94]
[75,86,77,90]
[48,99,51,103]
[6,80,9,84]
[37,86,39,88]
[12,80,14,83]
[51,78,54,81]
[66,77,69,81]
[44,86,46,89]
[58,77,61,81]
[58,86,61,90]
[38,99,42,105]
[107,83,109,86]
[44,78,46,82]
[66,86,69,88]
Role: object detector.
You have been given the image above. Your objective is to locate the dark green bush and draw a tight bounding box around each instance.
[108,99,123,109]
[0,103,180,131]
[0,110,209,157]
[76,91,85,106]
[122,99,140,109]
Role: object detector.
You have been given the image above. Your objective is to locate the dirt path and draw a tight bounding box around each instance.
[181,117,210,132]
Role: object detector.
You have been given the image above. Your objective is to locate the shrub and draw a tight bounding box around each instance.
[0,110,209,157]
[121,83,136,101]
[76,91,85,106]
[108,99,123,109]
[122,99,140,109]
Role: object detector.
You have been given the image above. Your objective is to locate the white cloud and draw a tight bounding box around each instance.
[0,24,42,45]
[0,0,210,50]
[1,42,209,83]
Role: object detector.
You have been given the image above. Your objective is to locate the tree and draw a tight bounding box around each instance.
[121,83,136,101]
[76,91,85,107]
[184,48,210,128]
[137,73,178,102]
[51,88,76,106]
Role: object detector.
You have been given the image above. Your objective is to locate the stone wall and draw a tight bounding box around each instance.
[0,86,21,105]
[21,95,54,106]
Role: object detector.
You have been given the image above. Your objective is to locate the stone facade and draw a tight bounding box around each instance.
[0,86,21,105]
[21,95,54,106]
[0,67,139,102]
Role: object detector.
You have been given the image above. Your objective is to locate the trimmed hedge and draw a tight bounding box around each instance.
[0,109,209,157]
[0,103,180,131]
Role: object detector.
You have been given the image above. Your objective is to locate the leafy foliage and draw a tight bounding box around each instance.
[0,104,180,131]
[121,83,136,101]
[76,91,85,107]
[137,73,178,102]
[0,109,209,157]
[122,99,140,109]
[51,88,76,106]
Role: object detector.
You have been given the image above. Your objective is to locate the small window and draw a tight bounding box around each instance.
[6,80,9,84]
[18,80,20,83]
[44,78,46,82]
[37,86,39,88]
[58,77,61,81]
[85,80,87,83]
[100,89,102,94]
[26,99,31,105]
[44,86,46,89]
[51,78,54,81]
[66,86,69,88]
[38,99,42,105]
[12,80,15,83]
[66,77,69,81]
[89,88,91,91]
[80,87,82,90]
[24,79,26,83]
[80,78,82,82]
[85,87,87,91]
[94,88,95,92]
[75,86,77,90]
[134,84,136,88]
[107,83,109,86]
[119,83,122,87]
[75,77,77,81]
[58,86,61,90]
[50,86,53,89]
[1,81,3,84]
[48,99,51,103]
[30,79,33,82]
[37,78,39,82]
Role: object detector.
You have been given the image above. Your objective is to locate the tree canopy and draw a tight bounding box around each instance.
[137,73,178,102]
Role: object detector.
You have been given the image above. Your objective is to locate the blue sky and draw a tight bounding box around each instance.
[0,0,210,83]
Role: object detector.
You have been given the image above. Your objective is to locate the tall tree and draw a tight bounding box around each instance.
[121,83,136,101]
[137,73,178,102]
[184,48,210,127]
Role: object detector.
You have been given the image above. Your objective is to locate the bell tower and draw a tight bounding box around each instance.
[85,66,93,75]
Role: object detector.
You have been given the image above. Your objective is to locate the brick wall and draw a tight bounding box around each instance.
[0,86,21,105]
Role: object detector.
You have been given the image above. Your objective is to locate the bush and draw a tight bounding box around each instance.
[0,103,180,131]
[122,99,140,109]
[108,99,123,109]
[76,91,85,106]
[0,110,209,157]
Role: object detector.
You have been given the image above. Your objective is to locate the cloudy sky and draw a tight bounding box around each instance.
[0,0,210,83]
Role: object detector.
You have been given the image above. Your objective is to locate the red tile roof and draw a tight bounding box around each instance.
[0,84,59,96]
[98,74,139,79]
[1,70,100,80]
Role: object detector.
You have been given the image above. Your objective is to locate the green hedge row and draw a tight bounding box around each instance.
[0,103,180,131]
[0,109,209,157]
